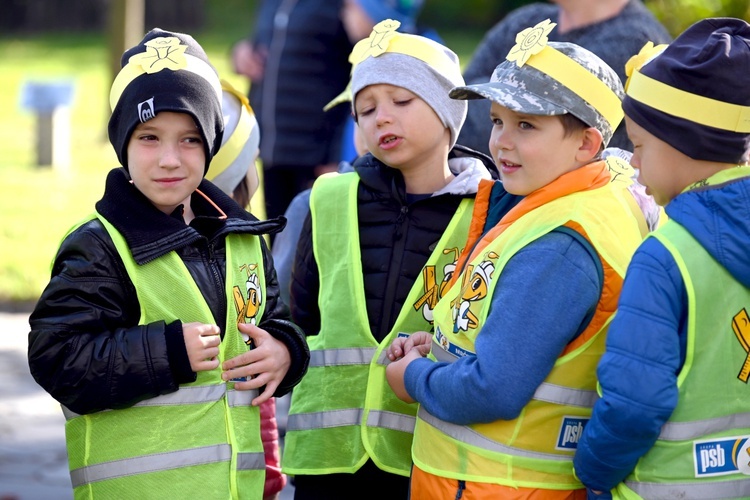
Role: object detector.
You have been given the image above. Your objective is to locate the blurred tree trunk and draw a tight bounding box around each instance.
[108,0,145,88]
[106,0,145,140]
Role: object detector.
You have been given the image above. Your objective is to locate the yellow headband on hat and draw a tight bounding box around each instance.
[325,19,461,111]
[207,80,257,180]
[625,42,750,133]
[506,19,623,131]
[109,36,222,111]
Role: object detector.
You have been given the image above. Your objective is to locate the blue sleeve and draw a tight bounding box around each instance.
[404,230,601,424]
[574,237,685,491]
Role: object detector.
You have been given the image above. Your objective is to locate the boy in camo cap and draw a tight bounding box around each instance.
[385,19,647,499]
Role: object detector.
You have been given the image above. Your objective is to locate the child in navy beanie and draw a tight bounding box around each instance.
[574,18,750,499]
[27,27,309,499]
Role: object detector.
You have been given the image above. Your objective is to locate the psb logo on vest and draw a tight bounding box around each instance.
[556,416,589,451]
[694,437,750,477]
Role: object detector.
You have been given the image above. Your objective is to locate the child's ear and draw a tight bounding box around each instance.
[575,127,604,163]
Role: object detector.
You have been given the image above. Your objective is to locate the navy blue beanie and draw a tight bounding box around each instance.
[623,18,750,164]
[108,28,224,173]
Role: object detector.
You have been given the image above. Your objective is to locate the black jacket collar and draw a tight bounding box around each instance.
[96,168,284,264]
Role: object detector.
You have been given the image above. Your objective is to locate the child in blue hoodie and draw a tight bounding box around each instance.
[573,18,750,499]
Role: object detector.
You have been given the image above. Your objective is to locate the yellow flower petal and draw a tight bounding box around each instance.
[506,19,557,68]
[130,36,188,74]
[349,19,402,66]
[624,41,668,91]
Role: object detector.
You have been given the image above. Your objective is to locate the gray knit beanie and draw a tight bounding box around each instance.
[345,20,467,148]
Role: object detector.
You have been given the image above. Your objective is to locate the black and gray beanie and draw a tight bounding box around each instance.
[107,27,224,173]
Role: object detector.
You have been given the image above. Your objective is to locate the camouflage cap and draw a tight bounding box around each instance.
[450,39,624,146]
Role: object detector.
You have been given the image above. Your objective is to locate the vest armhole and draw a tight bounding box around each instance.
[551,225,604,339]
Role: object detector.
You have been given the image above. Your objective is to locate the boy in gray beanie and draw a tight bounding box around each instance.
[282,19,518,499]
[27,28,309,499]
[575,17,750,499]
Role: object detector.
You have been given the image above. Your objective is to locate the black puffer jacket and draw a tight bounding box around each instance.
[28,168,309,415]
[250,0,352,169]
[291,145,501,341]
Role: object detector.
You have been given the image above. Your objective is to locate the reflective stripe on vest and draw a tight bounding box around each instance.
[623,478,750,499]
[61,386,259,420]
[413,177,643,489]
[431,338,599,408]
[617,221,750,498]
[69,445,266,488]
[283,172,475,477]
[62,212,266,498]
[309,347,378,367]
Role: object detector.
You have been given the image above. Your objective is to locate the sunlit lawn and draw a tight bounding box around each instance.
[0,31,252,302]
[0,25,481,304]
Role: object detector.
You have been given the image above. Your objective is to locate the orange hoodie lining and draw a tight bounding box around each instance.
[448,162,609,290]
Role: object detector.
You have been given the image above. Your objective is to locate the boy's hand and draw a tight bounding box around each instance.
[221,323,291,406]
[183,322,221,372]
[386,331,432,361]
[385,349,424,404]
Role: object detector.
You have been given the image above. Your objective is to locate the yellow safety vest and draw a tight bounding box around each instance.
[62,212,266,499]
[413,181,642,489]
[282,172,474,476]
[614,221,750,499]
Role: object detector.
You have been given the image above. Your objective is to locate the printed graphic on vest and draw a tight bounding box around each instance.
[450,251,499,333]
[435,325,475,358]
[414,248,461,324]
[694,436,750,477]
[233,263,262,335]
[556,416,589,451]
[732,308,750,383]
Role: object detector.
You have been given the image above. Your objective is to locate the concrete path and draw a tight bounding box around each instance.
[0,312,294,500]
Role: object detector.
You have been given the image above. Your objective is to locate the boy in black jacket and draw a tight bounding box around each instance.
[28,28,309,499]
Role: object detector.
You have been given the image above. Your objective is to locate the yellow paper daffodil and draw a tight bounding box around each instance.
[349,19,402,66]
[624,41,668,91]
[129,36,188,74]
[506,19,557,67]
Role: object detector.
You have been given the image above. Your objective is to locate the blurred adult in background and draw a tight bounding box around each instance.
[232,0,351,223]
[231,0,426,225]
[457,0,672,155]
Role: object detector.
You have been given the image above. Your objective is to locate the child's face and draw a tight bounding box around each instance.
[626,116,689,206]
[126,111,206,216]
[488,103,586,196]
[355,83,450,173]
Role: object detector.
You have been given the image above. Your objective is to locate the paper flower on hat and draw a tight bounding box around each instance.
[506,19,556,67]
[624,41,668,91]
[349,19,402,66]
[129,36,188,74]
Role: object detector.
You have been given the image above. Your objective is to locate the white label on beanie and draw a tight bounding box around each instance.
[138,97,155,123]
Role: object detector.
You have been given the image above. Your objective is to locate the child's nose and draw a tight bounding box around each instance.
[159,143,181,167]
[490,127,512,152]
[375,106,393,125]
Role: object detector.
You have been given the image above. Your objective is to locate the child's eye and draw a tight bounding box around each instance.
[491,118,503,126]
[358,107,374,117]
[139,134,157,141]
[395,98,412,106]
[184,136,203,145]
[519,121,534,130]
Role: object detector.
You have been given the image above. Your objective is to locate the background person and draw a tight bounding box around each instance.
[457,0,671,155]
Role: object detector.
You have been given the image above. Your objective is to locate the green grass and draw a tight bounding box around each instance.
[0,18,482,304]
[0,31,251,303]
